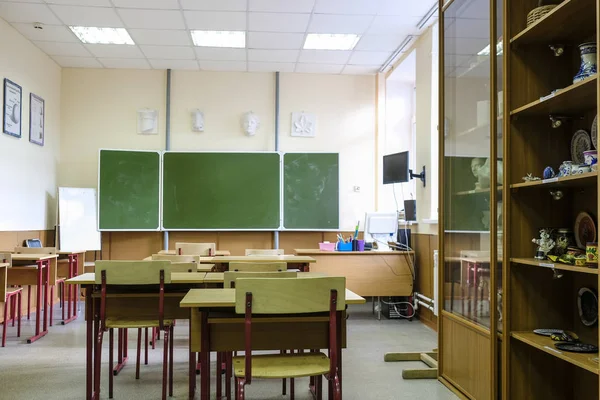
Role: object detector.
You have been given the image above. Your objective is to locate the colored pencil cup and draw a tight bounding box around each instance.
[356,240,365,252]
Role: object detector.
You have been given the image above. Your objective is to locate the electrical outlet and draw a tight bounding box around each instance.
[353,186,361,193]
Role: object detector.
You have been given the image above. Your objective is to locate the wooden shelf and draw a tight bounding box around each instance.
[510,76,597,117]
[455,186,503,196]
[511,257,599,275]
[510,171,597,189]
[511,331,599,374]
[511,0,596,45]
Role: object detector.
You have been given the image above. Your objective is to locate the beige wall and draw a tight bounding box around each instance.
[59,69,376,230]
[0,19,61,231]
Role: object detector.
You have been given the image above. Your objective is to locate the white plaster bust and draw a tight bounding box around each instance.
[242,111,260,136]
[192,110,204,132]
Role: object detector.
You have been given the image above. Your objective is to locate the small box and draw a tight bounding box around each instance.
[337,242,353,252]
[319,242,336,252]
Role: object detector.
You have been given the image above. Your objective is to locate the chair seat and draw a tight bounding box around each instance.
[106,319,174,329]
[233,352,330,379]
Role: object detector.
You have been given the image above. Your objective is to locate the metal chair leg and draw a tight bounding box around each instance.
[17,292,21,338]
[144,327,149,365]
[162,328,169,400]
[109,328,114,399]
[2,300,8,347]
[169,325,174,397]
[136,328,142,379]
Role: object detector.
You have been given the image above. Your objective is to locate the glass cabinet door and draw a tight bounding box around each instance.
[443,0,493,329]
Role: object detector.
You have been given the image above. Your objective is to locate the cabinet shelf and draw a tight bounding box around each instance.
[510,76,597,117]
[511,257,598,275]
[511,331,599,374]
[510,171,597,189]
[511,0,596,45]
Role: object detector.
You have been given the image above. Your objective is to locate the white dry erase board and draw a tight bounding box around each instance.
[58,187,101,251]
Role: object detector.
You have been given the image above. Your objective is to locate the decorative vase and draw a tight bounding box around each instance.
[573,42,597,83]
[554,229,574,256]
[558,161,573,177]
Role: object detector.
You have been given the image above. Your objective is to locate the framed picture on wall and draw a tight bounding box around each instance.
[3,78,22,138]
[29,93,45,146]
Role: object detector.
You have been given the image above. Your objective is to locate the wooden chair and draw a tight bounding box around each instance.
[245,249,285,256]
[170,262,200,273]
[14,246,64,326]
[175,242,216,256]
[94,261,174,400]
[230,262,286,272]
[217,271,298,400]
[232,277,345,400]
[1,253,22,347]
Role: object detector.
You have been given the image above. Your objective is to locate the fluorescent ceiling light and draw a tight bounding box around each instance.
[303,34,361,51]
[70,26,134,45]
[191,30,246,48]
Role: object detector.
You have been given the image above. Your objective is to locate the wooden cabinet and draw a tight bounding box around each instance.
[440,0,600,398]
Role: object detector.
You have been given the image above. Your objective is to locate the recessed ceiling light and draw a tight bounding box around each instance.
[303,34,361,51]
[191,31,246,48]
[70,26,134,45]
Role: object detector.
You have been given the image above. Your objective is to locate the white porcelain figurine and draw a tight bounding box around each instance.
[242,111,260,136]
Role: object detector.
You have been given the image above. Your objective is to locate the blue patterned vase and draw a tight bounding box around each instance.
[573,42,597,83]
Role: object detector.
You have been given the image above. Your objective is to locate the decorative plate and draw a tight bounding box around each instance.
[592,114,598,149]
[578,287,598,327]
[533,328,564,336]
[555,342,599,353]
[574,211,597,249]
[571,130,592,164]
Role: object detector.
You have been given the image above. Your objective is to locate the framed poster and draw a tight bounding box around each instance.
[3,78,22,138]
[29,93,44,146]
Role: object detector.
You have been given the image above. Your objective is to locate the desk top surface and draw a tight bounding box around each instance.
[67,272,208,285]
[12,254,59,261]
[181,288,365,307]
[0,263,8,268]
[158,249,231,256]
[213,255,316,263]
[294,249,413,256]
[57,251,86,255]
[204,271,326,283]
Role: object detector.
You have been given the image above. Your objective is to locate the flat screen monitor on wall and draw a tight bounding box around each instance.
[383,151,409,184]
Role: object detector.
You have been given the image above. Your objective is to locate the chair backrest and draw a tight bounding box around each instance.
[224,271,297,288]
[0,252,12,265]
[14,246,57,254]
[230,262,286,272]
[235,277,345,314]
[151,254,201,263]
[176,242,216,256]
[95,260,171,285]
[245,249,285,256]
[170,262,200,273]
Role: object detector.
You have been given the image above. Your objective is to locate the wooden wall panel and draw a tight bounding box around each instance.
[105,231,163,260]
[217,232,272,256]
[0,230,55,251]
[168,232,219,250]
[279,231,323,254]
[413,233,438,330]
[441,313,491,400]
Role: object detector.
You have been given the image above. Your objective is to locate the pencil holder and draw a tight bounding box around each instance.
[337,242,353,252]
[356,240,365,252]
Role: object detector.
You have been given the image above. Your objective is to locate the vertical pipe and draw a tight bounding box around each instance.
[163,69,171,251]
[274,72,280,250]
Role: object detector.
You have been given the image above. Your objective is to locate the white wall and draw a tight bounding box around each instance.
[59,70,375,230]
[0,19,61,230]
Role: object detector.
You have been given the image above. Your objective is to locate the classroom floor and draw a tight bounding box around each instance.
[0,301,457,400]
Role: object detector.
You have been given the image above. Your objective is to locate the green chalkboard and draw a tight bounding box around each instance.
[284,153,339,230]
[162,152,280,230]
[98,150,161,230]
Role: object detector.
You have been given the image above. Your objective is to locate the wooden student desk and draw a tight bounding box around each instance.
[211,255,316,272]
[66,272,209,400]
[293,249,414,297]
[57,250,86,324]
[158,249,231,256]
[7,254,58,343]
[180,288,365,400]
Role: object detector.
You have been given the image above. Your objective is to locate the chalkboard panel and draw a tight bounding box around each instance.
[162,152,280,230]
[98,150,161,230]
[284,153,339,230]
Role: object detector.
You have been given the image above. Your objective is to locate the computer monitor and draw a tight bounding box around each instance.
[364,212,398,251]
[383,151,409,184]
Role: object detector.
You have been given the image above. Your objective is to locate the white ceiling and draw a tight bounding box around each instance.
[0,0,437,74]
